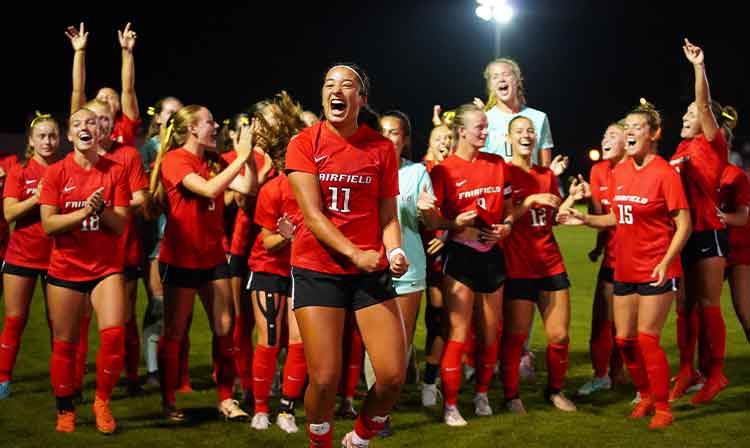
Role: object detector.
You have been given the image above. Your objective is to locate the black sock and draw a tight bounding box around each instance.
[56,395,75,412]
[278,395,295,415]
[424,362,439,385]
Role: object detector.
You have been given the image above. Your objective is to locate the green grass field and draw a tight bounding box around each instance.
[0,225,749,447]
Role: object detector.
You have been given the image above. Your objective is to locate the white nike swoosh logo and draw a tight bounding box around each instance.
[25,179,37,184]
[616,186,624,190]
[700,247,711,253]
[0,343,11,349]
[445,367,459,372]
[314,155,327,163]
[64,186,76,192]
[600,187,608,191]
[456,180,468,186]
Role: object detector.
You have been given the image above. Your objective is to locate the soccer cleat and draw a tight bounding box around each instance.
[275,412,298,433]
[669,370,702,401]
[0,380,10,400]
[336,398,358,419]
[378,418,393,438]
[648,409,673,429]
[217,398,249,421]
[162,404,187,422]
[55,410,76,433]
[520,351,536,381]
[176,381,194,394]
[421,383,440,407]
[577,375,612,396]
[443,405,468,427]
[93,397,116,434]
[628,396,654,419]
[505,398,527,415]
[473,393,493,416]
[547,392,577,412]
[251,412,270,430]
[690,377,723,405]
[341,431,368,448]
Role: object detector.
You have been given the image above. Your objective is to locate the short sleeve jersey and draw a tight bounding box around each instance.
[39,153,130,281]
[250,174,300,277]
[3,159,52,269]
[670,132,727,231]
[159,148,226,269]
[396,159,432,284]
[0,153,18,258]
[589,160,617,269]
[482,107,554,164]
[503,165,565,278]
[430,152,512,251]
[718,164,750,250]
[610,156,688,283]
[111,113,141,147]
[285,122,399,275]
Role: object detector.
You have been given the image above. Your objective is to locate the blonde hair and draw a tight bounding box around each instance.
[25,112,58,166]
[482,58,526,111]
[254,91,306,172]
[629,98,663,141]
[450,103,484,142]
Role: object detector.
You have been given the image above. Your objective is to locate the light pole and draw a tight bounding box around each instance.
[475,0,514,58]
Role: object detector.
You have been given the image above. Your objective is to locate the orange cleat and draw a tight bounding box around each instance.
[691,377,723,405]
[669,370,702,401]
[93,397,116,434]
[55,410,76,433]
[628,396,655,419]
[648,409,673,429]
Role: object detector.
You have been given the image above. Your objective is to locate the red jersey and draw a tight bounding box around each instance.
[0,153,18,258]
[423,159,437,173]
[159,148,227,269]
[103,144,147,267]
[3,159,53,269]
[610,156,688,283]
[670,132,727,231]
[590,160,617,268]
[503,165,565,278]
[285,122,399,275]
[40,153,130,281]
[718,164,750,263]
[111,113,141,147]
[250,174,301,277]
[430,152,511,252]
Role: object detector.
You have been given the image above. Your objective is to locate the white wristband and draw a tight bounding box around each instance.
[387,247,406,264]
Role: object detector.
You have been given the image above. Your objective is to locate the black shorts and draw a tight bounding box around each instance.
[598,265,614,283]
[613,278,679,296]
[291,266,397,311]
[442,241,506,293]
[682,229,729,266]
[124,265,142,281]
[247,271,291,295]
[504,272,571,301]
[159,262,230,289]
[47,272,122,294]
[228,254,249,278]
[2,261,46,279]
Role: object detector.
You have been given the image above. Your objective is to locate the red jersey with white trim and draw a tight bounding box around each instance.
[503,165,565,278]
[718,164,750,250]
[111,113,141,147]
[285,122,399,275]
[103,143,147,267]
[610,156,688,283]
[250,174,301,277]
[3,159,52,269]
[0,153,18,258]
[159,148,226,269]
[670,132,727,231]
[40,153,130,281]
[430,152,511,251]
[590,160,617,269]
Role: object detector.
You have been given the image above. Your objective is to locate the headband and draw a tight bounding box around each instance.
[328,65,367,95]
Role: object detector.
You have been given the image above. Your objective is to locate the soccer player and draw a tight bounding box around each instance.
[285,63,408,448]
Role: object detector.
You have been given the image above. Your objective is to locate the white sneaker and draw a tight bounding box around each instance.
[519,352,536,380]
[275,412,298,433]
[548,392,577,412]
[217,399,250,421]
[421,383,440,407]
[630,392,641,405]
[473,393,493,416]
[506,398,527,414]
[443,405,468,427]
[251,412,270,430]
[577,375,612,396]
[341,431,368,447]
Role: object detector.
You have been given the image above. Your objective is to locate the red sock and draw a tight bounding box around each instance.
[609,323,623,378]
[440,340,464,406]
[307,421,333,448]
[475,340,498,393]
[213,335,237,402]
[50,339,77,397]
[252,344,280,413]
[95,326,125,401]
[234,314,254,392]
[282,343,307,399]
[354,411,388,440]
[74,314,91,391]
[124,319,140,382]
[179,334,191,388]
[501,332,526,399]
[158,336,181,404]
[343,329,363,399]
[616,337,650,397]
[701,306,726,379]
[676,306,698,375]
[590,320,613,377]
[698,323,711,377]
[463,326,476,369]
[637,332,669,407]
[546,343,569,391]
[0,316,26,382]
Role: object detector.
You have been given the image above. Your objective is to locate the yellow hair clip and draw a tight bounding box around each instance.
[147,106,156,116]
[223,118,231,126]
[721,111,736,121]
[240,116,250,126]
[442,111,456,121]
[29,110,52,128]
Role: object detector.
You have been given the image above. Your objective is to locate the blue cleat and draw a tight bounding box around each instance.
[0,380,10,399]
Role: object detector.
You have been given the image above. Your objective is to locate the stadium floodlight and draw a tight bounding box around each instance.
[589,148,601,161]
[475,0,514,57]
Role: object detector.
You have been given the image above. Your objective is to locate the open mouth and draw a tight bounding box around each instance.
[330,98,347,114]
[626,138,636,148]
[497,84,510,97]
[602,145,611,153]
[79,131,93,143]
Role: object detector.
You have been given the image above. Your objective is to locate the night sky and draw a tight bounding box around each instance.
[4,0,749,175]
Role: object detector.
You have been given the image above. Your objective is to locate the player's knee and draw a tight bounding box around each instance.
[547,330,569,345]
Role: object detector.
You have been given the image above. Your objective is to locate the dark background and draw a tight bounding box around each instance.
[3,0,749,175]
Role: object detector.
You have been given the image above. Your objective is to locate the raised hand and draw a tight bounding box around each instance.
[235,117,259,161]
[417,182,437,215]
[682,38,704,66]
[118,22,137,51]
[550,154,569,176]
[432,105,443,127]
[472,97,486,110]
[568,175,592,201]
[65,22,88,51]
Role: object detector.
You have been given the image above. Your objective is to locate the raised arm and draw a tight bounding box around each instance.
[118,22,140,121]
[683,38,719,142]
[66,23,89,115]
